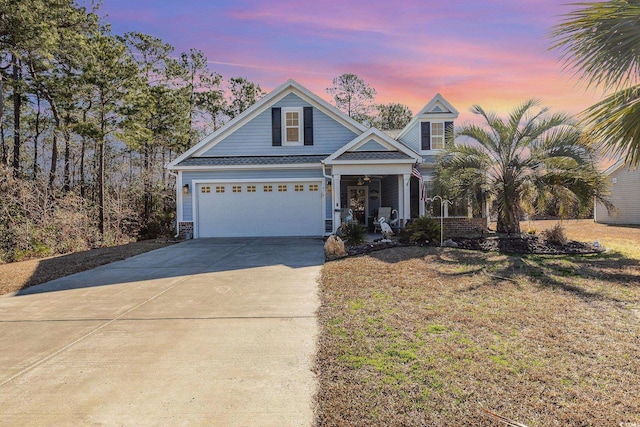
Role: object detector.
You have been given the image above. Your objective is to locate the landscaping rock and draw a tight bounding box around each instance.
[442,239,459,248]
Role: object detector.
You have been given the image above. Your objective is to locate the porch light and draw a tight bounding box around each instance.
[357,177,364,186]
[363,175,371,182]
[182,184,190,195]
[326,181,332,192]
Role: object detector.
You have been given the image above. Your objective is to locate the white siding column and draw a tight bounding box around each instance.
[403,173,411,227]
[419,182,426,217]
[332,174,341,232]
[177,171,183,222]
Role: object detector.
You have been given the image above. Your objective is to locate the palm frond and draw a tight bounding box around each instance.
[583,84,640,167]
[551,1,640,90]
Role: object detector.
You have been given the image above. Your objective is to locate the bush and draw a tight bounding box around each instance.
[405,216,441,244]
[340,222,367,246]
[542,223,567,245]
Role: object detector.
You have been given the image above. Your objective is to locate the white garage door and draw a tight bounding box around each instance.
[196,181,324,237]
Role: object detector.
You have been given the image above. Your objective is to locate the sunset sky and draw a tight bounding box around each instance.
[94,0,605,124]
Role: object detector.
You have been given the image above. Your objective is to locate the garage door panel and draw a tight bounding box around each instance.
[197,182,323,237]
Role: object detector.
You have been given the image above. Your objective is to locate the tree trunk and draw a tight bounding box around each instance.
[33,95,41,179]
[1,122,6,165]
[0,73,4,125]
[80,110,86,198]
[496,194,521,234]
[143,141,151,222]
[62,114,71,192]
[98,100,105,236]
[11,54,21,177]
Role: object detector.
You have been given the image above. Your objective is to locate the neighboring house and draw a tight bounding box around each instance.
[167,79,468,238]
[594,160,640,225]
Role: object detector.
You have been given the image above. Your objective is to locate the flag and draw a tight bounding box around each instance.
[412,161,426,201]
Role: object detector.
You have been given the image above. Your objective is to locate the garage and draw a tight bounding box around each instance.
[195,180,324,237]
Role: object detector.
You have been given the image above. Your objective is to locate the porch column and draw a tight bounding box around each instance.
[402,173,411,227]
[332,174,341,232]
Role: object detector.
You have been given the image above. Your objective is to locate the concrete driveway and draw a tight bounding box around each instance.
[0,238,323,426]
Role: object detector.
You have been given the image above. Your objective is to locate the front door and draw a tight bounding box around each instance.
[347,186,368,225]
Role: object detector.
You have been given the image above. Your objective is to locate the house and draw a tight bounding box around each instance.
[167,79,471,238]
[594,160,640,225]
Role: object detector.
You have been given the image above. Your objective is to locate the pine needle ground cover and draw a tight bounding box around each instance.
[316,221,640,426]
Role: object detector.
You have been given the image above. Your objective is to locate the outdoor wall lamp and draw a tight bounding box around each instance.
[182,184,190,195]
[326,181,332,192]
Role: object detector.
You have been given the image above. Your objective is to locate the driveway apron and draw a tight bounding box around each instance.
[0,237,323,426]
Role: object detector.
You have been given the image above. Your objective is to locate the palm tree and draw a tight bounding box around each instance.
[435,100,611,234]
[552,0,640,167]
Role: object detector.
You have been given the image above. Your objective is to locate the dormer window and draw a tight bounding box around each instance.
[431,122,444,150]
[272,107,313,146]
[283,107,302,145]
[421,121,454,151]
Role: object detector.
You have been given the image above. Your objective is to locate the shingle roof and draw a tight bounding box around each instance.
[422,155,439,164]
[334,151,413,161]
[177,155,328,167]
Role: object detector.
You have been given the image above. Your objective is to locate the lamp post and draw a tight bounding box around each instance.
[427,195,453,246]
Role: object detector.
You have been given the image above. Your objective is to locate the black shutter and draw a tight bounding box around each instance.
[303,107,313,145]
[421,122,431,150]
[445,121,454,146]
[272,108,282,146]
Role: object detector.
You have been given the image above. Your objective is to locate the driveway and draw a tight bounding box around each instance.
[0,238,323,426]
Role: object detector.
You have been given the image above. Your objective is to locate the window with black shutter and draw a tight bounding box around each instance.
[272,108,282,146]
[303,107,313,145]
[421,122,431,151]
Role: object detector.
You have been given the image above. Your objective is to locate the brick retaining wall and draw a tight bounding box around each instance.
[442,217,489,237]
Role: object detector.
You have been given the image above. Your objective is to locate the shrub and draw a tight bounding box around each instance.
[526,227,537,235]
[405,216,441,244]
[340,222,367,246]
[542,223,567,245]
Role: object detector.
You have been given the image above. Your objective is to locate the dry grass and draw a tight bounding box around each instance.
[0,239,177,295]
[533,219,640,259]
[316,221,640,426]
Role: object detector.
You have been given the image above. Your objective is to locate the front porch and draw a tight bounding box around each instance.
[328,173,431,232]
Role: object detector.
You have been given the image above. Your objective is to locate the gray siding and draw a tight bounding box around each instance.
[202,93,358,156]
[357,139,388,151]
[182,168,324,221]
[595,167,640,225]
[381,176,399,211]
[399,122,420,153]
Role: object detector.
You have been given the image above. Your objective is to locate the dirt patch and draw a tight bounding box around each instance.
[0,239,179,296]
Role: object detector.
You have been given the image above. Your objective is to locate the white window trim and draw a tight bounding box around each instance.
[420,120,446,154]
[282,107,303,146]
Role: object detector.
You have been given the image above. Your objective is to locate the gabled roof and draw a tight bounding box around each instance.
[397,93,459,141]
[324,127,421,164]
[167,79,368,170]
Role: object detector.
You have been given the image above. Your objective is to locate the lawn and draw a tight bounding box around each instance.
[315,220,640,426]
[0,239,177,295]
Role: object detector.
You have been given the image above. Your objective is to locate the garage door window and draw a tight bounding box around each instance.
[201,186,211,193]
[278,185,287,192]
[264,185,273,192]
[309,184,318,191]
[247,185,256,192]
[232,185,242,193]
[295,184,304,192]
[216,186,225,193]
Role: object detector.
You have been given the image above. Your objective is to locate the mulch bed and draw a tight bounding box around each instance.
[453,234,605,255]
[329,234,604,261]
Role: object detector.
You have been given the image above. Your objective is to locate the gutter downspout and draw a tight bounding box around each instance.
[321,161,333,235]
